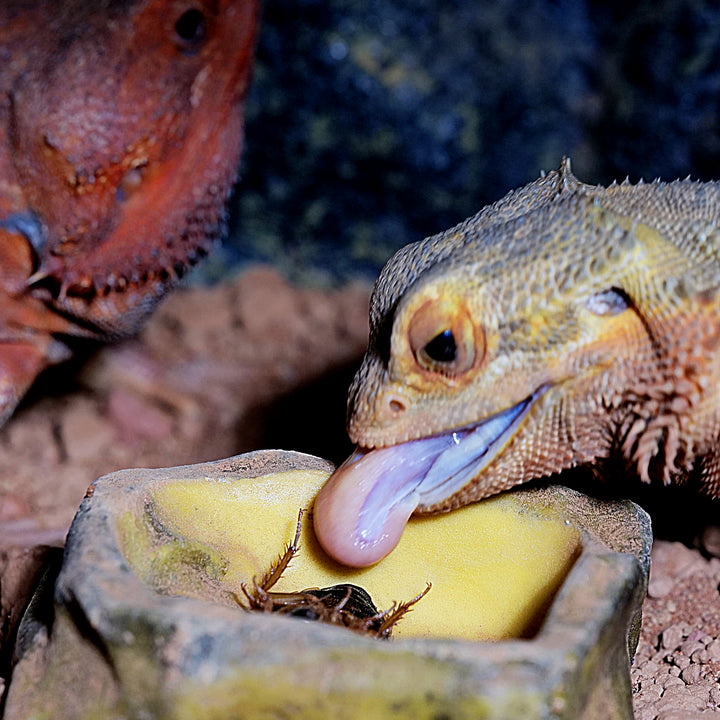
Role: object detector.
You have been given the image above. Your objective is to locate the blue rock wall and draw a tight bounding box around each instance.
[215,0,720,283]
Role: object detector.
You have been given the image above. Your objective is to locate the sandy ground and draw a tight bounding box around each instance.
[0,266,717,718]
[0,268,370,543]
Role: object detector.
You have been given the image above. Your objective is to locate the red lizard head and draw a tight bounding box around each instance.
[6,0,258,334]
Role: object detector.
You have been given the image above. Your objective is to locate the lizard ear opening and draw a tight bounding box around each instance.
[585,288,630,316]
[408,299,483,377]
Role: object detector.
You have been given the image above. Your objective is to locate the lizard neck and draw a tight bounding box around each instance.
[607,301,720,488]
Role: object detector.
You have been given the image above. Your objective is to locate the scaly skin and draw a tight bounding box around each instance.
[315,159,720,566]
[0,0,258,423]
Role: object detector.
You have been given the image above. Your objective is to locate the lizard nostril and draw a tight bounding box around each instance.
[386,395,407,417]
[117,167,144,202]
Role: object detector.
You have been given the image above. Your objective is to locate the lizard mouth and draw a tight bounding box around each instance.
[314,387,546,567]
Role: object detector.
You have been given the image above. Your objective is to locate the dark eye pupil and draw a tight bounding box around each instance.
[175,8,207,45]
[424,329,457,363]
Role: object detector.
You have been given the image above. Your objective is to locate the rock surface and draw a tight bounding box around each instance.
[4,451,649,720]
[633,541,720,719]
[225,0,720,283]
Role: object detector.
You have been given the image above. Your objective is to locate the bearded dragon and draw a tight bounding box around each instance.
[314,159,720,566]
[0,0,258,424]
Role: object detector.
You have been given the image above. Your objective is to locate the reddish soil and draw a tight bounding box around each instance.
[0,267,370,545]
[0,266,717,718]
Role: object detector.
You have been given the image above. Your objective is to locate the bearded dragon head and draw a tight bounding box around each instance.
[8,0,258,335]
[315,160,720,566]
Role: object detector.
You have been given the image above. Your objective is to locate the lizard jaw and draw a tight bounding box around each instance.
[314,388,545,567]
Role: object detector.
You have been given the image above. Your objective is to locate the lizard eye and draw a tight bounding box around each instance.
[407,300,482,377]
[423,329,457,363]
[174,7,208,53]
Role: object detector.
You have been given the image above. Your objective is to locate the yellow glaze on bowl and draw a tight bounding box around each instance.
[122,468,581,640]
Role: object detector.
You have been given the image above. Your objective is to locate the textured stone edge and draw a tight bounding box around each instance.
[5,452,650,720]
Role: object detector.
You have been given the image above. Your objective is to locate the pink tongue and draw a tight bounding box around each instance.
[313,394,540,567]
[313,436,452,567]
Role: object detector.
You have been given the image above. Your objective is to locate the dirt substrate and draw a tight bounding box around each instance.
[635,541,720,718]
[0,267,717,718]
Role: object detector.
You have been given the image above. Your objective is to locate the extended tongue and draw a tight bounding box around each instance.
[314,393,539,567]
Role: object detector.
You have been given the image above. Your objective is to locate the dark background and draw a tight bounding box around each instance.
[200,0,720,285]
